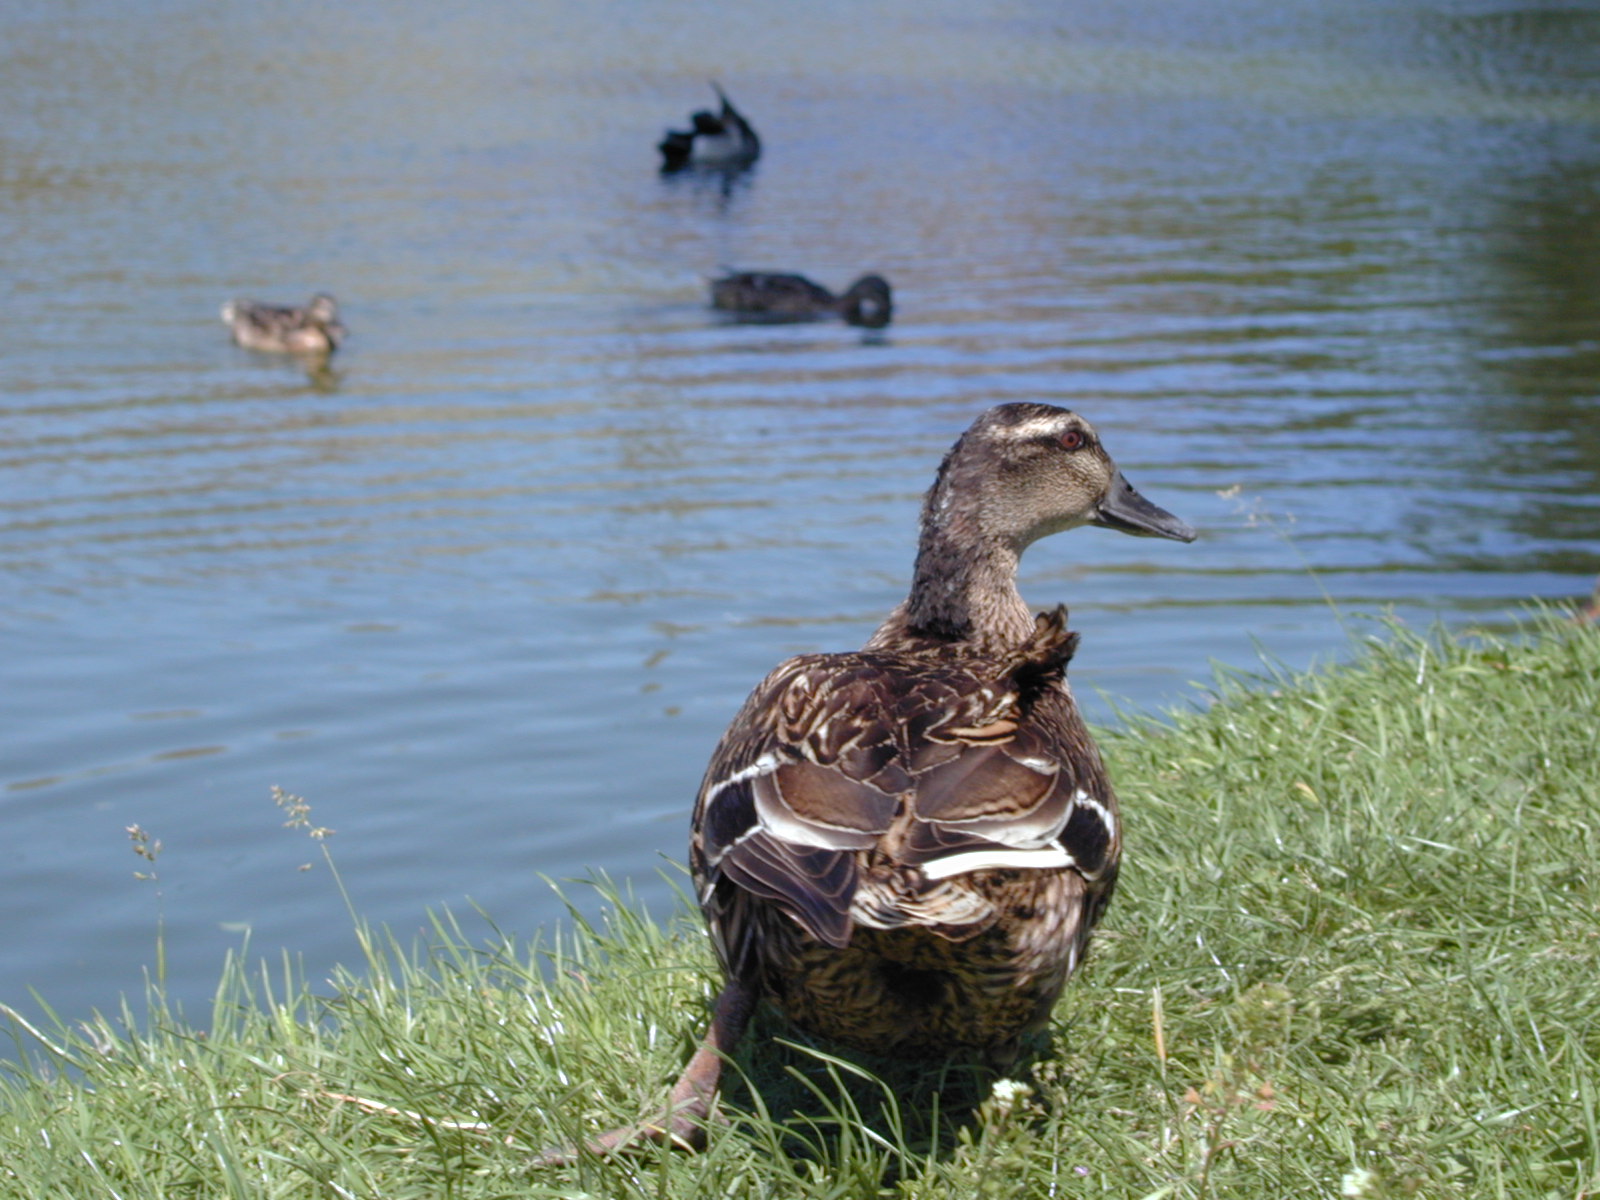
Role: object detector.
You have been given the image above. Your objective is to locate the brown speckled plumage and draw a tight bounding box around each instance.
[538,402,1194,1164]
[691,608,1114,1060]
[220,293,345,357]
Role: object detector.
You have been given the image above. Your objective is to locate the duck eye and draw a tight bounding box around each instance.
[1059,429,1085,451]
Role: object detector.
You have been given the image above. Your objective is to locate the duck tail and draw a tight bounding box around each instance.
[709,82,759,152]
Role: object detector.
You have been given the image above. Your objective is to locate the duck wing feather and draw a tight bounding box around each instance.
[712,273,835,314]
[692,608,1118,977]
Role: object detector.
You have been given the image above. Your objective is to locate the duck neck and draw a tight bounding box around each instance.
[870,522,1035,650]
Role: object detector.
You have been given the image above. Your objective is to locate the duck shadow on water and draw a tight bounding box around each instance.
[236,353,345,394]
[708,311,892,346]
[710,1006,1064,1173]
[658,163,760,211]
[219,325,345,392]
[297,360,344,393]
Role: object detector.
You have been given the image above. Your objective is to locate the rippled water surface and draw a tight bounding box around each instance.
[4,0,1600,1030]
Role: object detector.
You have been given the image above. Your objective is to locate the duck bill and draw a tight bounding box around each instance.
[1092,473,1196,542]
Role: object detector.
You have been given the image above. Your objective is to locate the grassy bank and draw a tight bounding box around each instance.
[3,617,1598,1199]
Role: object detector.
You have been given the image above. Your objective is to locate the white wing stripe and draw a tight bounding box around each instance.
[920,847,1075,880]
[702,752,781,804]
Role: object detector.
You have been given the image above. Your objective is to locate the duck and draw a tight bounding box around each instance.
[220,293,346,357]
[711,272,893,329]
[540,403,1194,1163]
[1578,577,1600,624]
[659,84,761,171]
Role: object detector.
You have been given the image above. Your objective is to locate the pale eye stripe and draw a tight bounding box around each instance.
[998,416,1070,441]
[919,846,1075,881]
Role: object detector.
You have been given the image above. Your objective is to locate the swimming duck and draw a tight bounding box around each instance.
[711,272,893,328]
[542,403,1194,1162]
[659,84,761,171]
[220,293,346,357]
[1578,576,1600,624]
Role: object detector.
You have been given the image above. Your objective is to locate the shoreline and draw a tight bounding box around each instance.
[5,614,1597,1198]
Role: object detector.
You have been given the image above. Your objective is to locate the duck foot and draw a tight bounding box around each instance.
[534,978,754,1166]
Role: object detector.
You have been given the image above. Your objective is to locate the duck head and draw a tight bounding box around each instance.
[890,403,1193,644]
[840,275,893,328]
[928,403,1194,554]
[306,294,340,326]
[302,294,346,351]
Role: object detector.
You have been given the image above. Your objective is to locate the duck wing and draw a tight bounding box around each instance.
[692,609,1117,975]
[225,300,295,336]
[711,273,834,313]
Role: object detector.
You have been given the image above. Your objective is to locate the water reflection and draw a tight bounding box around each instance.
[1427,12,1600,575]
[222,350,347,393]
[1428,6,1600,98]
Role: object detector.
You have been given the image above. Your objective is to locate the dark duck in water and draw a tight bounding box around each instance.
[710,271,893,328]
[658,84,761,171]
[541,402,1195,1162]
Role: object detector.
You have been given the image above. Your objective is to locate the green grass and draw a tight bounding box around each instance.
[3,616,1598,1199]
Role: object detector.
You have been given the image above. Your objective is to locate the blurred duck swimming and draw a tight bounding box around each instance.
[220,294,346,357]
[659,85,761,171]
[711,272,893,328]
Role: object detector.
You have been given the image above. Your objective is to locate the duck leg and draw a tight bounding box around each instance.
[535,977,755,1165]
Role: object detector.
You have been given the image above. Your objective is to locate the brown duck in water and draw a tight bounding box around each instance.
[1578,577,1600,624]
[542,402,1194,1162]
[220,293,345,357]
[711,271,893,328]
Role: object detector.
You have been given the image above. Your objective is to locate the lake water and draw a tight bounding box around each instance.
[4,0,1599,1035]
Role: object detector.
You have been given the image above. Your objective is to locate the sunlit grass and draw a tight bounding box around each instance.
[3,615,1598,1198]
